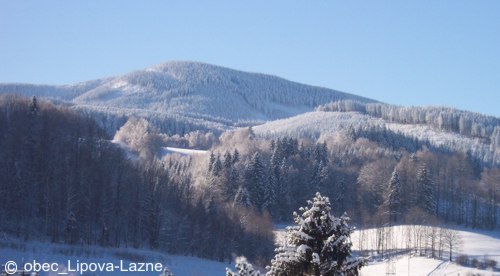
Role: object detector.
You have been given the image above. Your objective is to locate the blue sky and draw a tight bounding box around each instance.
[1,1,499,116]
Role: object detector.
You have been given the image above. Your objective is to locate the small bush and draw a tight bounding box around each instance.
[486,259,497,269]
[471,258,479,268]
[456,255,469,266]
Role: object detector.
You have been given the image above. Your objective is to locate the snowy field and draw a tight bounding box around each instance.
[360,255,499,276]
[0,238,227,276]
[2,225,499,275]
[354,226,500,275]
[162,147,207,156]
[276,225,500,276]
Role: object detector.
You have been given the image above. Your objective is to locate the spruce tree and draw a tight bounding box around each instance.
[245,152,267,209]
[384,170,402,225]
[212,155,223,176]
[224,151,233,169]
[264,173,277,211]
[266,193,365,276]
[417,166,436,215]
[233,149,240,164]
[234,185,252,208]
[208,152,216,172]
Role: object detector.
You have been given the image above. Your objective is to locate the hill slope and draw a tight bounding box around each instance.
[0,61,376,132]
[254,108,500,165]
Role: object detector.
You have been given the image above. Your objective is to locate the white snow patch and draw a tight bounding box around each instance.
[162,147,207,156]
[0,237,228,276]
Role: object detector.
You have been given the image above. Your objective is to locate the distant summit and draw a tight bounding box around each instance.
[0,61,375,127]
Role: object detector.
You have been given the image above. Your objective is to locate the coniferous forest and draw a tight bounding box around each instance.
[1,94,499,271]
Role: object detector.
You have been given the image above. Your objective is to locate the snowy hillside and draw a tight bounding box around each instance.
[274,224,500,275]
[0,61,375,132]
[254,111,500,165]
[253,111,385,139]
[0,237,228,276]
[354,226,500,275]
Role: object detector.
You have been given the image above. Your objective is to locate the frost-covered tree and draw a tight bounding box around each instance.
[212,155,223,176]
[226,256,262,276]
[383,170,402,225]
[266,193,365,276]
[264,173,277,211]
[417,166,436,215]
[113,117,162,159]
[245,152,267,210]
[234,185,252,208]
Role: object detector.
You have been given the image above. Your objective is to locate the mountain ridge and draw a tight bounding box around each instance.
[0,61,377,131]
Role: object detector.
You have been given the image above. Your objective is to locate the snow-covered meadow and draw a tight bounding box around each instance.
[0,237,228,276]
[274,225,500,276]
[352,226,500,275]
[1,225,500,275]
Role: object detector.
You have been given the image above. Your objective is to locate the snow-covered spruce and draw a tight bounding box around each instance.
[227,193,365,276]
[266,193,365,275]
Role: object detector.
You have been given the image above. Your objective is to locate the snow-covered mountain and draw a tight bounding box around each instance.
[0,61,375,132]
[3,61,500,164]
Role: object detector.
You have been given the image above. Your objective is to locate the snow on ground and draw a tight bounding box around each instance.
[111,140,139,162]
[460,228,500,262]
[162,147,207,156]
[276,224,500,275]
[253,111,384,139]
[353,225,500,275]
[253,110,496,164]
[386,122,492,163]
[2,225,499,275]
[360,255,500,276]
[351,225,500,263]
[0,238,227,276]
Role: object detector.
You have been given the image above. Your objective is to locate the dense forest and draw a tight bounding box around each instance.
[1,94,499,271]
[317,100,500,165]
[204,127,500,230]
[0,95,274,264]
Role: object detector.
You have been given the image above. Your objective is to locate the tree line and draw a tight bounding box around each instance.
[205,127,500,230]
[317,100,500,165]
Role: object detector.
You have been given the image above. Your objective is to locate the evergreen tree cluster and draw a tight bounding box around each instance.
[318,100,500,165]
[207,137,331,221]
[211,130,499,230]
[318,100,500,141]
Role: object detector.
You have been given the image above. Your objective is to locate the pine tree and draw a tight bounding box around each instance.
[227,167,240,200]
[266,193,365,276]
[308,161,328,195]
[245,152,267,209]
[417,166,436,215]
[384,170,402,225]
[264,173,277,212]
[274,158,291,220]
[224,151,233,169]
[29,96,38,116]
[212,155,223,176]
[233,149,240,164]
[234,185,252,208]
[208,152,216,172]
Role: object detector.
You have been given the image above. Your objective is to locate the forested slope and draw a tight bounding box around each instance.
[0,95,274,263]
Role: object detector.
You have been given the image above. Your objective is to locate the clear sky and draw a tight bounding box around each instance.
[1,1,499,116]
